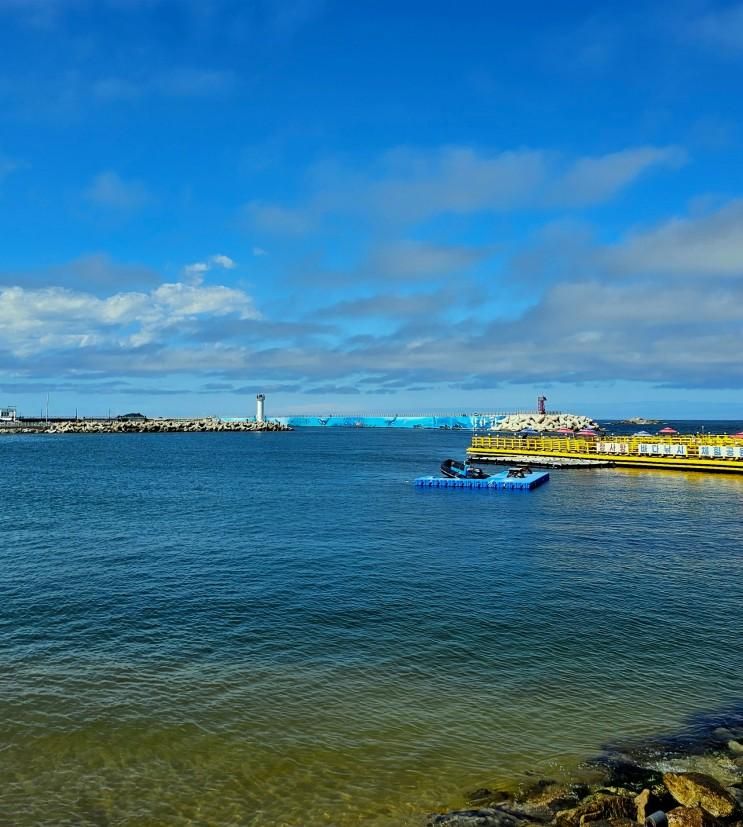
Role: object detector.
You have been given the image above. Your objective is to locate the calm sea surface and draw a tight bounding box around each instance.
[1,426,742,826]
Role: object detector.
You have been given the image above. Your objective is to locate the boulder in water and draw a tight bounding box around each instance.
[427,807,528,827]
[554,793,636,827]
[663,773,738,819]
[666,806,714,827]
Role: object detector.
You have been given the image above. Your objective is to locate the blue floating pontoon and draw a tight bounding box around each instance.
[414,467,549,491]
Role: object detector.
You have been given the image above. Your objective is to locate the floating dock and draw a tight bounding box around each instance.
[467,434,743,474]
[414,469,550,490]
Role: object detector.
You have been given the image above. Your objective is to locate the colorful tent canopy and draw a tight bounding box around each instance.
[658,427,678,434]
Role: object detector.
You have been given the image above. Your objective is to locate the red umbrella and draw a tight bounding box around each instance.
[733,432,743,439]
[555,427,574,434]
[658,427,678,434]
[577,429,598,436]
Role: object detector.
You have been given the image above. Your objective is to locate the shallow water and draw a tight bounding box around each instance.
[1,428,742,825]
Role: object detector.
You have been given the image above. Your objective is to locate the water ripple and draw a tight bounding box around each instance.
[0,429,741,825]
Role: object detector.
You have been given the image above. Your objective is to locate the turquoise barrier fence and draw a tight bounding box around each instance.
[272,414,507,430]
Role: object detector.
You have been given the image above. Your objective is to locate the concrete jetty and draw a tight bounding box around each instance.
[0,418,292,435]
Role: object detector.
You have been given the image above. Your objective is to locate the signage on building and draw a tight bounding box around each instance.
[698,445,743,459]
[596,442,630,454]
[637,443,687,456]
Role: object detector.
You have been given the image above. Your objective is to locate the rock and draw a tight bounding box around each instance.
[663,773,738,819]
[729,741,743,755]
[505,798,554,823]
[666,806,713,827]
[583,820,636,827]
[427,807,527,827]
[588,760,664,793]
[636,790,653,822]
[555,794,636,827]
[713,728,737,743]
[517,782,584,814]
[496,411,597,434]
[30,416,292,434]
[596,788,640,799]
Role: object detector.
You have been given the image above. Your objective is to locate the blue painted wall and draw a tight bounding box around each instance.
[273,414,507,430]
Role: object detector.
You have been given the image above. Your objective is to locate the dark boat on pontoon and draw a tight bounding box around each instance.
[440,458,490,479]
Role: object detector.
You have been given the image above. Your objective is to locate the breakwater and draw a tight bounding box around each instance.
[1,417,292,434]
[495,412,598,432]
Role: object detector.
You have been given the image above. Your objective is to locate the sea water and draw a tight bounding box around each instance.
[1,427,741,826]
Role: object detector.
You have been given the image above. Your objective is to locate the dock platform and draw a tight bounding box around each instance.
[466,452,612,469]
[414,469,550,490]
[467,434,743,474]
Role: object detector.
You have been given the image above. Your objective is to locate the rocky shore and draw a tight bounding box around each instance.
[496,413,600,433]
[1,418,292,434]
[429,715,743,827]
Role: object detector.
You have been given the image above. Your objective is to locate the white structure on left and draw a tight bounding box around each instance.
[256,394,266,423]
[0,406,17,422]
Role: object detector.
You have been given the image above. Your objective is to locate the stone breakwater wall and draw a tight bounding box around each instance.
[496,413,599,433]
[429,718,743,827]
[41,418,292,434]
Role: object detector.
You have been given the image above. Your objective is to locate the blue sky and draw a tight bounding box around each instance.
[2,0,743,419]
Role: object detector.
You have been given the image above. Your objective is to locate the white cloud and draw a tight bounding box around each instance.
[210,254,236,269]
[183,262,210,279]
[365,240,491,280]
[606,199,743,277]
[0,277,260,356]
[548,146,687,207]
[4,191,743,394]
[183,254,237,284]
[244,143,687,234]
[84,170,150,210]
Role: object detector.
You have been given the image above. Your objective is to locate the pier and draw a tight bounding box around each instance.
[467,433,743,474]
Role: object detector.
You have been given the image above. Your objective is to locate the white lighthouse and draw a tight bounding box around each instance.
[256,393,266,423]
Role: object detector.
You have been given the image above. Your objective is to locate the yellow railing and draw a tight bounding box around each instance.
[469,433,743,458]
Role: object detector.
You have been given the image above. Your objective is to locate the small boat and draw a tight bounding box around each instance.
[505,466,534,479]
[440,458,490,479]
